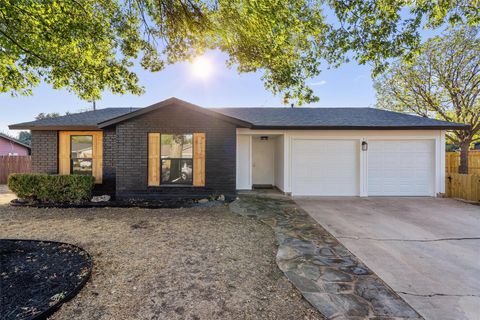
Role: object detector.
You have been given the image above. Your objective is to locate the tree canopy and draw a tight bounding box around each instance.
[17,131,31,145]
[374,27,479,173]
[1,0,479,103]
[35,112,61,120]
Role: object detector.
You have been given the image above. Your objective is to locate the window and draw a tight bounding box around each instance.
[59,131,102,183]
[160,134,193,184]
[70,135,93,175]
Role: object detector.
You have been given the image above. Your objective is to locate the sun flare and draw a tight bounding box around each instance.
[191,56,213,79]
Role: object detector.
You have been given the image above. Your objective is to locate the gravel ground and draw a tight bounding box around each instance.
[0,204,323,320]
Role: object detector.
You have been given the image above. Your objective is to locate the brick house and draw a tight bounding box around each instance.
[10,97,467,199]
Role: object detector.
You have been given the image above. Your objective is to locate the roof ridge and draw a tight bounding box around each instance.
[209,106,373,109]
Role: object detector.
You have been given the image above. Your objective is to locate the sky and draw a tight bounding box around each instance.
[1,9,442,136]
[0,50,375,135]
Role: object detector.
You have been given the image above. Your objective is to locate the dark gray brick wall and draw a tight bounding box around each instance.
[30,129,116,196]
[115,104,237,200]
[94,127,116,195]
[31,130,57,174]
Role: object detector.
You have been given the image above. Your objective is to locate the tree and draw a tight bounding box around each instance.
[374,27,480,174]
[1,1,478,104]
[35,112,61,120]
[17,131,31,146]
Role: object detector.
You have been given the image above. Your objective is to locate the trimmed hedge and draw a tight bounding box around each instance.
[8,174,95,203]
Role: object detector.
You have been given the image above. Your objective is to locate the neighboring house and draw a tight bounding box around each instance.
[9,97,467,199]
[0,133,31,156]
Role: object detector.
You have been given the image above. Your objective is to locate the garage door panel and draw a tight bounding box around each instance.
[368,140,434,196]
[292,139,359,196]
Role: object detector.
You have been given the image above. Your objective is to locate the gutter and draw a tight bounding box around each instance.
[248,124,471,130]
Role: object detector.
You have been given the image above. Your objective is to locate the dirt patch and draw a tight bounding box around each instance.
[1,240,92,320]
[0,185,15,205]
[0,204,322,320]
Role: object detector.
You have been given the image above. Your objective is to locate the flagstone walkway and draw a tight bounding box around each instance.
[230,193,422,320]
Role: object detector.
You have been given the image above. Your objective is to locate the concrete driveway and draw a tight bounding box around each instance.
[296,197,480,320]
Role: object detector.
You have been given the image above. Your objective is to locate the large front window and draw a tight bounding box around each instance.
[70,135,93,175]
[160,134,193,184]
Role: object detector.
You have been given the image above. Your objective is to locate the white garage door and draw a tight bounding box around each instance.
[292,139,359,196]
[368,140,434,196]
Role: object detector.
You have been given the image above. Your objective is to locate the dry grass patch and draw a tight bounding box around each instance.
[0,185,15,205]
[0,204,322,320]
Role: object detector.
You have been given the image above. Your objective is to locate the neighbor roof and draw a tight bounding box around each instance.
[0,132,31,149]
[9,98,468,130]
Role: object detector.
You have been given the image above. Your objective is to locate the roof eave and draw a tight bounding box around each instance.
[249,125,470,130]
[0,135,31,149]
[8,124,100,131]
[16,141,31,149]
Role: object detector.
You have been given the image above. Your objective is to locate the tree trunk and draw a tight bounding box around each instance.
[458,140,470,174]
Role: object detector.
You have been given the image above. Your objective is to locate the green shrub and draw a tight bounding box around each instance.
[8,173,95,203]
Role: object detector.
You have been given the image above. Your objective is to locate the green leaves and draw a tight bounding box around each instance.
[0,0,145,100]
[8,173,95,203]
[374,26,480,146]
[0,0,478,104]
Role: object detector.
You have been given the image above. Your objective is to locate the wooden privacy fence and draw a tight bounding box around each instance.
[445,151,480,174]
[0,156,32,184]
[446,173,480,202]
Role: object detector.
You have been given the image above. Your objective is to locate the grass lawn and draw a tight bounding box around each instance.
[0,204,322,320]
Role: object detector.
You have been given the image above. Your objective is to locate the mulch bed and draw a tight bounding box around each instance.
[0,240,92,320]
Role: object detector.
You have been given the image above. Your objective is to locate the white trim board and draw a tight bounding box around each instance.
[236,129,445,197]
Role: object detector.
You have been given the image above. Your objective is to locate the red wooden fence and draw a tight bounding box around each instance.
[0,156,32,184]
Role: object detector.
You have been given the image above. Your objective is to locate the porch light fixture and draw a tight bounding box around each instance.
[361,141,368,151]
[260,136,269,141]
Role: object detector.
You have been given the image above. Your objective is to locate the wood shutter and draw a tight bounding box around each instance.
[193,133,206,187]
[92,133,103,183]
[58,131,103,183]
[148,133,161,186]
[58,132,71,175]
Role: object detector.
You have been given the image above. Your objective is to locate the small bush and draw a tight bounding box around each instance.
[8,173,95,203]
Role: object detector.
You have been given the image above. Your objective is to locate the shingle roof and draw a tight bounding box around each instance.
[211,107,467,129]
[9,99,467,130]
[97,98,250,128]
[9,108,139,130]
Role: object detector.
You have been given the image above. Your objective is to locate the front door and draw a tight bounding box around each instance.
[252,137,275,186]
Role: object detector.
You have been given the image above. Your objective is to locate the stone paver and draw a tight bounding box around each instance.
[230,193,422,320]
